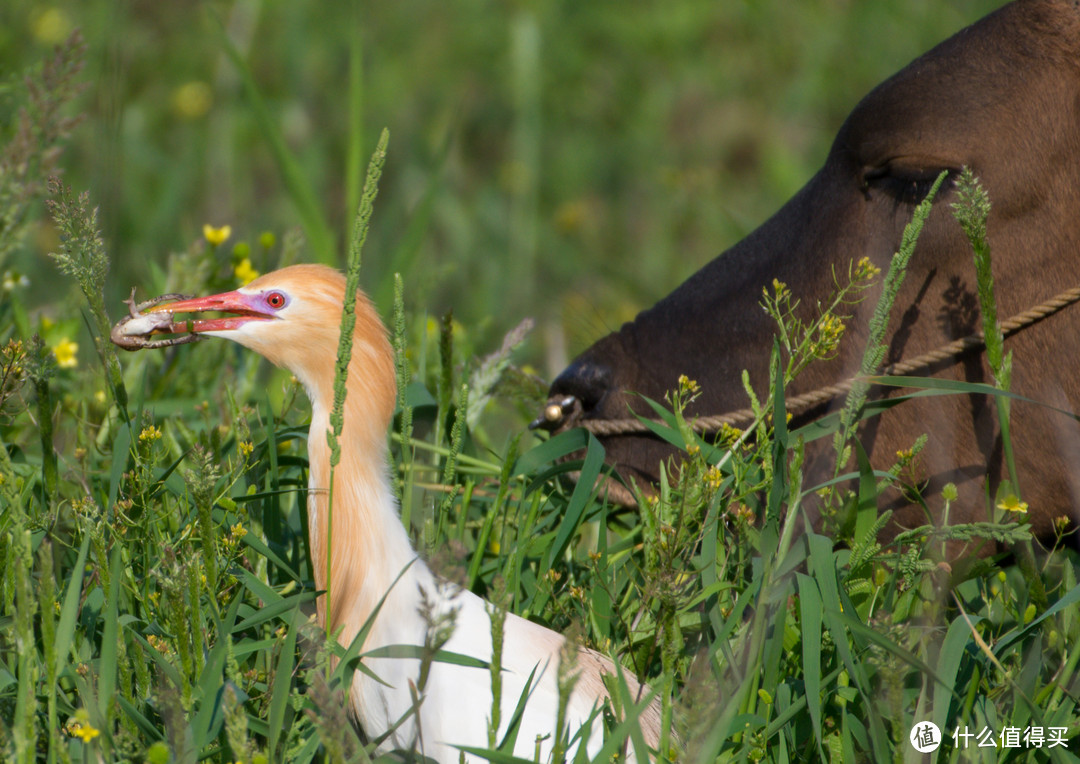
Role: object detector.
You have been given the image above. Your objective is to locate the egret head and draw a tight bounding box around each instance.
[145,264,395,422]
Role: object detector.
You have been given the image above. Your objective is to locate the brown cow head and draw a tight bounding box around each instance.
[539,0,1080,543]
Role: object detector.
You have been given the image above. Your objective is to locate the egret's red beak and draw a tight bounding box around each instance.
[146,290,275,334]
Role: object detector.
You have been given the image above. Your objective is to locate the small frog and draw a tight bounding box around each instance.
[110,289,204,350]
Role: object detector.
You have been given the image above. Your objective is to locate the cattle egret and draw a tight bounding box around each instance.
[125,265,660,761]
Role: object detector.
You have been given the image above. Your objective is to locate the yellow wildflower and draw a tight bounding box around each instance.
[139,425,162,443]
[32,8,72,45]
[854,256,881,281]
[72,724,99,743]
[204,224,232,247]
[729,503,755,525]
[677,375,701,396]
[52,338,78,369]
[718,422,742,446]
[172,81,213,120]
[234,258,259,286]
[67,708,99,743]
[238,440,254,457]
[997,494,1029,514]
[553,199,588,235]
[816,314,846,356]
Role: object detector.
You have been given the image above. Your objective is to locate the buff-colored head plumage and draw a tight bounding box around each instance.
[188,264,396,432]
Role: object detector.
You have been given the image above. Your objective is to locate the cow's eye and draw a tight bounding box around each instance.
[863,164,956,205]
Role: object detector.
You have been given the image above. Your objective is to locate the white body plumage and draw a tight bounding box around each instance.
[127,265,660,761]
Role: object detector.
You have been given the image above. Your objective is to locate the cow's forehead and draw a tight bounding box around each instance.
[836,0,1080,184]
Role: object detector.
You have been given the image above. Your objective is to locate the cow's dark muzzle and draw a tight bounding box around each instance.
[531,359,666,507]
[530,359,614,432]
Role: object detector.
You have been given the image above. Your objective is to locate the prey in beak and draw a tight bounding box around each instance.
[111,287,277,351]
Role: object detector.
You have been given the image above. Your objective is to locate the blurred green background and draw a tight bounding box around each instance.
[1,0,1002,380]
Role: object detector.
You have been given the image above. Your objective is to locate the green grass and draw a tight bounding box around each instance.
[2,3,1080,762]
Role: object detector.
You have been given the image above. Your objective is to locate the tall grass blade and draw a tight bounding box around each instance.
[97,545,124,723]
[326,127,389,634]
[833,171,946,464]
[53,531,91,671]
[541,433,604,572]
[951,168,1020,494]
[796,572,825,758]
[191,638,231,746]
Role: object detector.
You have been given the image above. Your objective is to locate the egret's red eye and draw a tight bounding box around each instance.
[266,291,287,309]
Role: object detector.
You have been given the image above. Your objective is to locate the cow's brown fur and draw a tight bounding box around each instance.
[544,0,1080,547]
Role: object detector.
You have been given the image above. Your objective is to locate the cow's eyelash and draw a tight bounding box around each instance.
[863,166,956,205]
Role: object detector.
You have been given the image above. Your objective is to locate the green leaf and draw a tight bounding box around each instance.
[269,607,300,759]
[994,582,1080,656]
[117,696,163,742]
[933,614,979,748]
[97,546,124,721]
[53,532,91,669]
[541,432,605,572]
[231,590,318,633]
[107,424,131,512]
[797,573,825,758]
[513,427,590,478]
[361,644,488,670]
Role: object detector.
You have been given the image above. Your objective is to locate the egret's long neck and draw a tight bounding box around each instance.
[301,331,425,652]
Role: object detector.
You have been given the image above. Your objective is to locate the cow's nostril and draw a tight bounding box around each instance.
[530,361,614,432]
[551,360,612,413]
